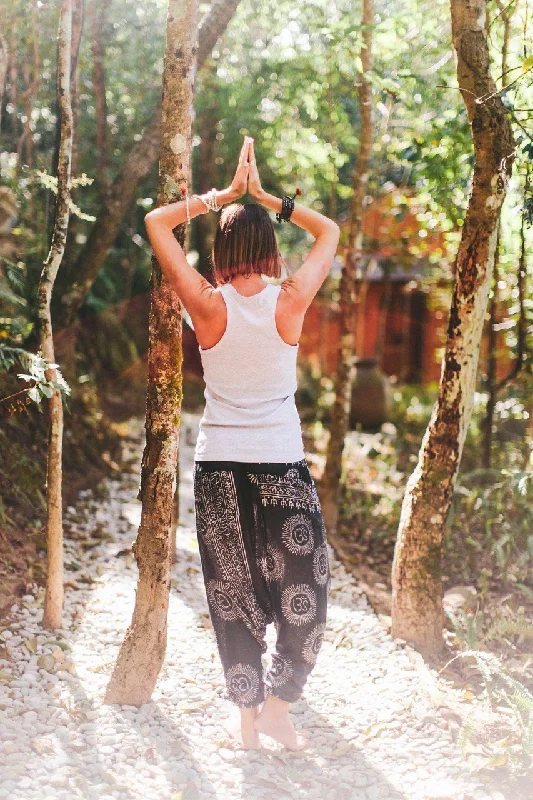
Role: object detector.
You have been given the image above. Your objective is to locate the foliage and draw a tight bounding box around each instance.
[446,466,533,585]
[440,648,533,777]
[0,345,71,412]
[322,381,531,590]
[0,257,33,343]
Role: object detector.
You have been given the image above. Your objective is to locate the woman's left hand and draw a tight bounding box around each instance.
[228,136,253,200]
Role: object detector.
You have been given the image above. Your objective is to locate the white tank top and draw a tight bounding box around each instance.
[194,281,305,463]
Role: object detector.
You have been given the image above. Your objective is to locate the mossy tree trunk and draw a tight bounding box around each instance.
[320,0,374,536]
[391,0,515,658]
[38,0,73,630]
[104,0,198,706]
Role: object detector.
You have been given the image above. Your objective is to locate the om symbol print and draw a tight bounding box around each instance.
[282,514,315,556]
[281,583,317,625]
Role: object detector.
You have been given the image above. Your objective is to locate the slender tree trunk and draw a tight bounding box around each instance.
[38,0,73,631]
[195,62,219,280]
[21,1,39,217]
[319,0,374,536]
[89,0,110,198]
[61,0,85,289]
[482,172,529,462]
[482,228,500,468]
[68,0,84,176]
[7,25,24,177]
[104,0,198,706]
[391,0,515,658]
[53,0,242,328]
[481,0,515,467]
[0,35,8,131]
[21,0,39,169]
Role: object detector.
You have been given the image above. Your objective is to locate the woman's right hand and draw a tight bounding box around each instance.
[247,139,265,201]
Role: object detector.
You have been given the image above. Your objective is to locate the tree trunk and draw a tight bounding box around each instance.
[89,0,110,198]
[53,0,242,328]
[481,227,500,468]
[391,0,515,658]
[195,61,219,281]
[0,35,8,131]
[481,0,515,468]
[21,1,40,217]
[171,459,180,565]
[68,0,84,176]
[21,0,39,168]
[319,0,374,536]
[38,0,73,631]
[7,25,24,177]
[61,0,85,293]
[195,0,241,67]
[104,0,198,706]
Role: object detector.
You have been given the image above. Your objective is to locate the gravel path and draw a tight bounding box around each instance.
[0,413,502,800]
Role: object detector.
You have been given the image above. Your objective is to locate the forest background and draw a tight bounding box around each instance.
[0,0,532,786]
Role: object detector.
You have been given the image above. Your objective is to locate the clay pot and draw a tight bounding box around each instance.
[349,357,392,429]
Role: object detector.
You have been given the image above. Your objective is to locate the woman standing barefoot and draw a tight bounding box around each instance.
[145,136,339,751]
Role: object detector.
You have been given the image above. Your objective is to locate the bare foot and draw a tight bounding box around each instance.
[254,695,309,751]
[223,706,262,750]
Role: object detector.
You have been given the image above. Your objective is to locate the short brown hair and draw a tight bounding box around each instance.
[211,202,282,285]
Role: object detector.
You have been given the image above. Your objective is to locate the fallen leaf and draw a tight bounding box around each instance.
[37,654,56,671]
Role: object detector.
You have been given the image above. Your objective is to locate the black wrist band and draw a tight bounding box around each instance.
[276,190,299,223]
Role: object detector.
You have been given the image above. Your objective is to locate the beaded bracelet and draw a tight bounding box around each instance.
[276,188,302,223]
[181,186,220,225]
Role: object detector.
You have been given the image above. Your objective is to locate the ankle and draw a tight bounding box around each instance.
[240,705,260,722]
[262,693,290,716]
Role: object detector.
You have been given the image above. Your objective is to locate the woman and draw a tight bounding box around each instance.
[145,136,340,751]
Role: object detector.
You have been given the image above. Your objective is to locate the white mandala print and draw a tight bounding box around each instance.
[281,514,315,556]
[247,468,321,511]
[194,469,268,644]
[259,545,285,583]
[226,663,261,705]
[302,623,326,664]
[281,583,317,626]
[313,544,329,586]
[284,468,300,482]
[268,653,294,688]
[206,579,239,621]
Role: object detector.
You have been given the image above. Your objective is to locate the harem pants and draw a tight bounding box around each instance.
[193,459,330,708]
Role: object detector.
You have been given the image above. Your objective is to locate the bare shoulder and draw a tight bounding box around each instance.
[190,280,225,320]
[279,269,326,315]
[189,283,227,350]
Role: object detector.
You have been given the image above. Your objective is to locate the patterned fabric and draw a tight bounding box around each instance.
[193,458,330,708]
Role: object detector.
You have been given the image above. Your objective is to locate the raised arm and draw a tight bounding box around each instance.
[248,140,340,312]
[144,137,253,318]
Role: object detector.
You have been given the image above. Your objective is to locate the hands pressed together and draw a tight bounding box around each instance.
[228,136,264,203]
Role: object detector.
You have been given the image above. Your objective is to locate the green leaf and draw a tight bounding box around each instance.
[28,387,41,403]
[41,385,53,398]
[521,55,533,74]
